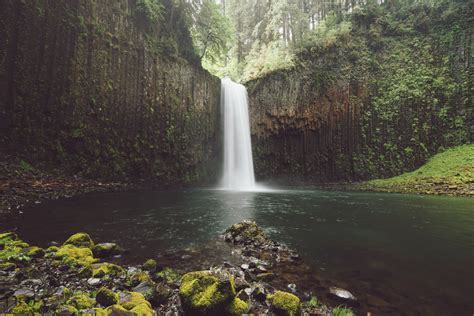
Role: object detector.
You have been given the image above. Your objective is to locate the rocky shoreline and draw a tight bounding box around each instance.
[0,153,136,221]
[0,221,357,315]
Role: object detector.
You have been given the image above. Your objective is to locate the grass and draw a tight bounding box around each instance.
[357,144,474,196]
[332,305,355,316]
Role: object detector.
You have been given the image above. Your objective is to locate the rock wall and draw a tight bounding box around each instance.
[0,0,220,185]
[247,18,471,183]
[247,70,367,183]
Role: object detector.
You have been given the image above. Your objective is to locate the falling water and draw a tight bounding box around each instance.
[220,78,256,191]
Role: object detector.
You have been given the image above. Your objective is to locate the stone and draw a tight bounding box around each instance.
[87,278,101,286]
[92,243,120,258]
[63,233,94,249]
[329,287,356,300]
[268,291,301,316]
[96,287,118,307]
[143,259,157,272]
[179,271,235,313]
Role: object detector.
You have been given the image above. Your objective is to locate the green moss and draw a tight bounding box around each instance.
[129,271,152,286]
[10,300,33,315]
[96,287,118,307]
[268,291,301,316]
[92,263,125,278]
[226,297,249,315]
[78,265,93,278]
[0,241,31,262]
[56,304,78,314]
[155,267,181,284]
[63,232,94,249]
[0,262,16,271]
[104,304,129,315]
[179,271,235,313]
[361,144,474,195]
[67,292,95,309]
[55,244,96,266]
[143,259,157,272]
[46,246,59,253]
[119,291,152,311]
[27,246,45,258]
[0,232,17,245]
[332,305,355,316]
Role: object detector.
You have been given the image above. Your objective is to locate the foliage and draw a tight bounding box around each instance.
[360,145,474,194]
[191,1,234,64]
[332,305,355,316]
[135,0,164,25]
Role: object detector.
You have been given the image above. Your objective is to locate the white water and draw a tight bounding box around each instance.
[220,78,256,191]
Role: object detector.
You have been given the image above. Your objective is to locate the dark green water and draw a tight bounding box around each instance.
[3,189,473,315]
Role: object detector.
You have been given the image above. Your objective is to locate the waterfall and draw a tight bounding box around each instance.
[220,78,256,191]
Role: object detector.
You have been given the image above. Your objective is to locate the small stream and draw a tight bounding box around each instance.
[2,189,473,315]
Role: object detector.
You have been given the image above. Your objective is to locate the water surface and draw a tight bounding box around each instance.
[2,189,473,315]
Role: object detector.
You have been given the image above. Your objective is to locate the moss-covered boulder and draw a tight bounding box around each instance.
[0,262,16,272]
[143,259,157,272]
[179,271,236,314]
[46,245,59,253]
[96,287,118,307]
[10,300,34,315]
[119,291,153,314]
[27,246,45,258]
[155,267,181,284]
[93,243,121,258]
[104,304,133,315]
[63,233,94,249]
[129,271,152,286]
[92,263,126,279]
[226,297,249,315]
[66,292,95,310]
[55,244,96,267]
[56,304,79,314]
[0,232,18,246]
[268,291,301,316]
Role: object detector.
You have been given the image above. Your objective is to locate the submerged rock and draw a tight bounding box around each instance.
[329,287,357,301]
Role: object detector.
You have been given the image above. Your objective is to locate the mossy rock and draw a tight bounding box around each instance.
[27,246,45,258]
[0,262,16,271]
[119,291,153,312]
[0,232,18,246]
[63,233,94,249]
[226,297,249,315]
[179,271,235,314]
[93,243,120,258]
[55,244,96,267]
[93,263,126,279]
[143,259,157,272]
[10,300,33,315]
[0,240,31,262]
[56,304,79,314]
[155,267,180,284]
[78,265,93,278]
[268,291,301,316]
[129,271,152,286]
[104,304,134,315]
[46,245,59,253]
[67,292,95,310]
[96,287,118,307]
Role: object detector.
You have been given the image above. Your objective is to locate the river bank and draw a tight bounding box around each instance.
[0,152,139,221]
[0,221,357,315]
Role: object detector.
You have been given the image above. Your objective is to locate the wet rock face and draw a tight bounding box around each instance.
[0,0,220,185]
[247,72,366,183]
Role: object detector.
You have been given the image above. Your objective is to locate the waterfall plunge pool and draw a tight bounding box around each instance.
[2,189,473,315]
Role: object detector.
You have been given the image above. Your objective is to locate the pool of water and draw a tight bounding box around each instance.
[2,189,473,315]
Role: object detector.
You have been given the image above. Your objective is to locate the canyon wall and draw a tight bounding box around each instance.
[0,0,220,185]
[247,9,472,182]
